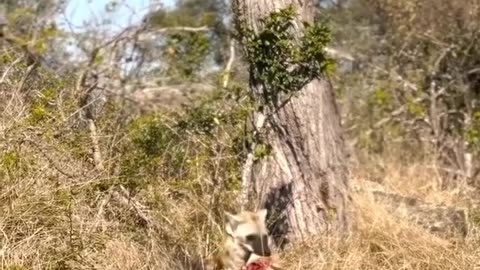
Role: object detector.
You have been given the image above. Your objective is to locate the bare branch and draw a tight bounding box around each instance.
[87,119,105,170]
[136,26,210,42]
[21,136,77,179]
[151,25,209,33]
[76,48,105,171]
[222,39,236,89]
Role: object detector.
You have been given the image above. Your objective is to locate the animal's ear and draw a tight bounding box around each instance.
[224,211,241,236]
[257,208,268,222]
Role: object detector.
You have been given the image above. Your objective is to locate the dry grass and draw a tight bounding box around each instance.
[275,157,480,270]
[280,195,480,270]
[1,149,479,270]
[1,63,479,270]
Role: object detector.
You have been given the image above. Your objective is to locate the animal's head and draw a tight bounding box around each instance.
[225,209,271,257]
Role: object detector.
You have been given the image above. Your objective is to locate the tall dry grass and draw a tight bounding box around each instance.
[2,145,479,270]
[1,58,479,270]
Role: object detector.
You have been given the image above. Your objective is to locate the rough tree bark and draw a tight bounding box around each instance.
[234,0,350,247]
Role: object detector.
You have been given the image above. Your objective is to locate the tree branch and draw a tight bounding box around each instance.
[136,26,210,42]
[222,39,236,89]
[76,49,105,171]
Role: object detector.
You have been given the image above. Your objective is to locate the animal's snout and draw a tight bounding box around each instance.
[246,234,271,256]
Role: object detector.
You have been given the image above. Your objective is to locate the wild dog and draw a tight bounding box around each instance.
[210,209,282,270]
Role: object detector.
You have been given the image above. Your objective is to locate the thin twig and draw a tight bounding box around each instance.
[16,62,38,93]
[88,188,114,233]
[21,137,77,179]
[111,185,154,228]
[87,118,105,170]
[0,56,22,84]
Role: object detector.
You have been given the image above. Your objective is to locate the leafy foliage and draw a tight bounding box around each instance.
[162,32,210,79]
[236,5,333,107]
[119,88,248,197]
[330,0,480,182]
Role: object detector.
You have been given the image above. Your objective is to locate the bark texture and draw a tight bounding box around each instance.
[234,0,351,247]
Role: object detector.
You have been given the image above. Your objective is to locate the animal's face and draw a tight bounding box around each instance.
[225,209,271,257]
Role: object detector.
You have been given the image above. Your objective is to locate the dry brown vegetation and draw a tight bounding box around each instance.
[1,107,480,270]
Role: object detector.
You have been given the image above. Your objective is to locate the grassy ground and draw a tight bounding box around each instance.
[279,160,480,270]
[1,141,479,270]
[1,68,479,270]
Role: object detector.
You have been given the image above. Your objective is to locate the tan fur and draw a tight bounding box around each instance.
[208,209,282,270]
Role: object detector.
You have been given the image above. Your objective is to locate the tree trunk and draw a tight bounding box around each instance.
[234,0,351,248]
